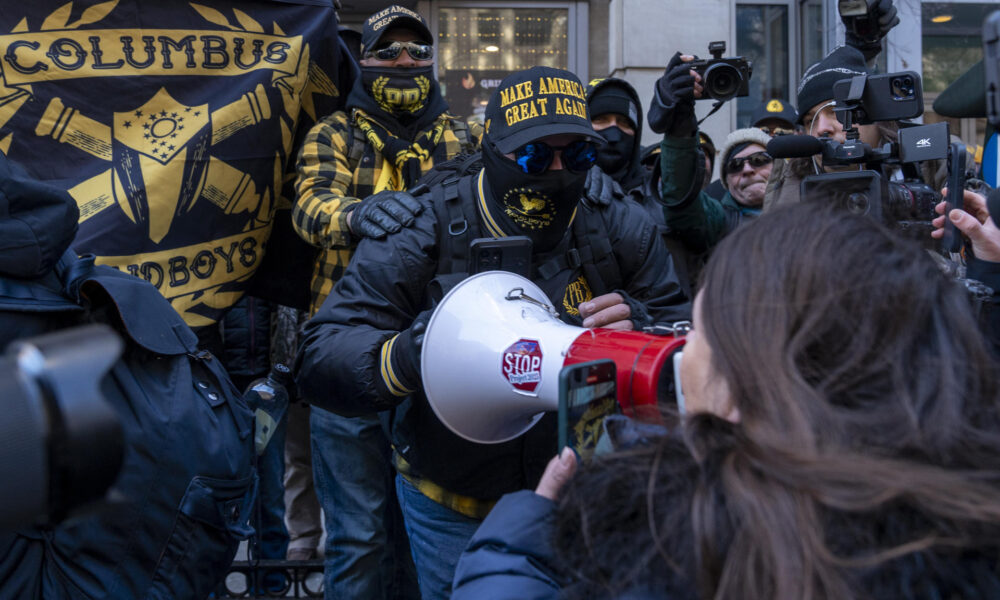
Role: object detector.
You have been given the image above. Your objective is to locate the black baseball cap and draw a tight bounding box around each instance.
[484,66,604,154]
[751,98,798,129]
[361,5,432,55]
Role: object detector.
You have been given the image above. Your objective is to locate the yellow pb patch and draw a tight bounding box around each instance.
[563,275,592,317]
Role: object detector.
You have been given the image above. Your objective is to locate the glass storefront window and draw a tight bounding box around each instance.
[921,2,994,154]
[735,4,790,128]
[799,0,824,79]
[437,7,569,123]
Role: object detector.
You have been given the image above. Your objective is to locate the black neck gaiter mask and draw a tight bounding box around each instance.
[356,65,442,128]
[595,125,634,178]
[480,141,587,253]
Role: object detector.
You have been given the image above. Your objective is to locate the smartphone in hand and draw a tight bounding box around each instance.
[558,359,618,461]
[943,141,967,254]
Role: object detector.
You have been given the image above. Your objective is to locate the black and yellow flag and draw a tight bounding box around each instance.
[0,1,343,327]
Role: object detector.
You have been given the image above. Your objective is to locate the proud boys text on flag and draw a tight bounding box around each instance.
[0,1,344,327]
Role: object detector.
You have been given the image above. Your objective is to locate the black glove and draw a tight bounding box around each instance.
[844,0,899,61]
[583,166,625,207]
[613,289,653,331]
[647,52,698,137]
[348,190,423,239]
[385,310,432,396]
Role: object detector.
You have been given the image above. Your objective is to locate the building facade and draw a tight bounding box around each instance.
[340,0,991,176]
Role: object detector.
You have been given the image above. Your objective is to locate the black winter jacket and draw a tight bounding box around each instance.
[219,295,273,390]
[0,153,255,599]
[296,171,691,500]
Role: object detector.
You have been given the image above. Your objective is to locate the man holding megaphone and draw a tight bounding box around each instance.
[296,66,690,599]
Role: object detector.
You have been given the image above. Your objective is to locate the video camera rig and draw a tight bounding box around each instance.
[767,70,966,250]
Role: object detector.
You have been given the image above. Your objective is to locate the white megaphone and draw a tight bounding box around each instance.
[421,271,687,444]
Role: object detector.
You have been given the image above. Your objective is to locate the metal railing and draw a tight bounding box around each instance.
[215,559,324,598]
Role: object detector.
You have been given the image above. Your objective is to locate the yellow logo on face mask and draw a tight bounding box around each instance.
[502,186,555,230]
[371,75,431,113]
[563,275,592,316]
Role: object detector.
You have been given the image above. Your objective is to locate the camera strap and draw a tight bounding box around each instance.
[697,100,726,126]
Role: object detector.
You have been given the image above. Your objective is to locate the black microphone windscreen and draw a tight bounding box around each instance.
[766,135,824,159]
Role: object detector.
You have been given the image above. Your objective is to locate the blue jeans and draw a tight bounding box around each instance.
[310,408,418,600]
[395,475,483,600]
[255,410,290,592]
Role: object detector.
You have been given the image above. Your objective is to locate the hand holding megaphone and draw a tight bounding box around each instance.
[579,292,633,330]
[383,309,433,398]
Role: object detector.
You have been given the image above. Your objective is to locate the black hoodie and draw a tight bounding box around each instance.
[585,78,646,192]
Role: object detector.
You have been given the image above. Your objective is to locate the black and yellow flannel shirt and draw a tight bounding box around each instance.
[292,109,477,314]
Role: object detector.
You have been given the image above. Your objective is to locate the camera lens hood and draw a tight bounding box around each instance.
[704,63,741,101]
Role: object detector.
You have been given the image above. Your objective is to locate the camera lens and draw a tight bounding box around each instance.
[891,76,915,100]
[704,63,741,101]
[845,192,871,215]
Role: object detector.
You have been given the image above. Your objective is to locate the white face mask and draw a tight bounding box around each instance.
[672,350,685,415]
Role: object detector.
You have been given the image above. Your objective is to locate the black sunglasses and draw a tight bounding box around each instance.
[759,125,795,137]
[512,140,597,174]
[725,151,772,175]
[365,41,434,61]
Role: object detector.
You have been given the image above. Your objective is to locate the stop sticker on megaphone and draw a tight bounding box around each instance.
[502,339,543,393]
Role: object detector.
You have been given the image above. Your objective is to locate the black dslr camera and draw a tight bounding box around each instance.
[688,41,752,102]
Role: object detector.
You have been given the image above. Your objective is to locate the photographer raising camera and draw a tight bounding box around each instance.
[651,47,766,258]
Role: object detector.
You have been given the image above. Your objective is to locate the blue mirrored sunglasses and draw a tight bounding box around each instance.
[513,140,597,174]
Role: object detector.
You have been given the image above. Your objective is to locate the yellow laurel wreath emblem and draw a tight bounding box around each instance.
[371,76,391,111]
[410,76,431,113]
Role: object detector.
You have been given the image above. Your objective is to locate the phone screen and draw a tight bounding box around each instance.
[558,360,618,461]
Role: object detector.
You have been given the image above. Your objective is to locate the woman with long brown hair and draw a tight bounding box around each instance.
[453,201,1000,600]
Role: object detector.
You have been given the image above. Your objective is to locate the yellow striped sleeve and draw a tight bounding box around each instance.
[380,334,415,397]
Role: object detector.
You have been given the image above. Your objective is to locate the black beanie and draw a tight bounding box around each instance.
[796,45,868,124]
[588,85,638,129]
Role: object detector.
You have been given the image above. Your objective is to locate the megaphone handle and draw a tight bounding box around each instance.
[505,287,556,315]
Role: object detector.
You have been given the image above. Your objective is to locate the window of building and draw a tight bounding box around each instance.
[921,2,993,154]
[735,3,797,128]
[800,0,825,75]
[434,3,583,123]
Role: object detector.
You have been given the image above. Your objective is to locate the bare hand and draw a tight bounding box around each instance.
[534,447,578,501]
[579,292,633,330]
[931,188,1000,262]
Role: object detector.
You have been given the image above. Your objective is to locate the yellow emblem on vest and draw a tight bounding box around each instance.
[563,276,593,317]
